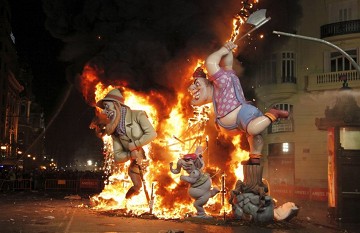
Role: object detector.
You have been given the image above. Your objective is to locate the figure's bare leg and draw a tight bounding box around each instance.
[242,108,289,165]
[125,161,142,199]
[193,194,210,216]
[248,108,290,135]
[247,116,271,135]
[248,134,264,155]
[241,134,264,165]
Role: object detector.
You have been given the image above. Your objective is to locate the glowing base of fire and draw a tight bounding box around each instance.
[90,172,232,219]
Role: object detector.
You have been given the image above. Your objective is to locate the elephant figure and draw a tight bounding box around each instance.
[170,151,219,218]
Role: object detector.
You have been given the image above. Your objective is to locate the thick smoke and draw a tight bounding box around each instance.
[42,0,302,103]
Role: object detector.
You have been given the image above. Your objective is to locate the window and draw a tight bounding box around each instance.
[329,0,358,23]
[330,49,357,72]
[281,52,296,83]
[340,127,360,150]
[274,103,292,113]
[258,53,277,85]
[339,8,351,21]
[268,142,295,156]
[268,103,293,133]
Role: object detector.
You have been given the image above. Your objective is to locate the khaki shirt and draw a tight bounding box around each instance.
[112,109,157,163]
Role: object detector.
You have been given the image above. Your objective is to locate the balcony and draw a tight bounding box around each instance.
[306,70,360,91]
[268,119,293,134]
[321,19,360,38]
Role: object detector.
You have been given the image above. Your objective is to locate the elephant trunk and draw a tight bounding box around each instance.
[170,159,183,174]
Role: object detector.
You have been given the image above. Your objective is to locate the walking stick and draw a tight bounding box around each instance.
[138,164,150,204]
[221,172,227,220]
[149,182,155,214]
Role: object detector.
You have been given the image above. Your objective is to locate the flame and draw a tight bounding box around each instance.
[230,0,259,42]
[230,15,245,42]
[230,135,250,180]
[83,1,261,220]
[94,83,116,104]
[88,78,247,218]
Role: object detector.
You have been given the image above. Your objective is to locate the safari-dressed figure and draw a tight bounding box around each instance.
[170,147,219,218]
[188,41,289,165]
[96,88,157,199]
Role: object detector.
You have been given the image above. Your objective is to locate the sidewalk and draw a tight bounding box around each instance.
[280,198,359,233]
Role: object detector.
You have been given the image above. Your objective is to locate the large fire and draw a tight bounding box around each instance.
[81,0,260,220]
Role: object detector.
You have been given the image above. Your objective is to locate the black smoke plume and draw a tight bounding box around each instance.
[42,0,302,103]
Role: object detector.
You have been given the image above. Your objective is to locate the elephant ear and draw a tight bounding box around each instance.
[199,156,205,170]
[195,146,203,155]
[193,156,205,170]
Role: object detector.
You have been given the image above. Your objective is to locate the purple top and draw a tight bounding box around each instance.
[208,68,246,118]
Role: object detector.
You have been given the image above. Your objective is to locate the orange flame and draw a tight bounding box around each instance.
[230,136,250,180]
[230,0,259,42]
[90,83,219,218]
[83,0,261,219]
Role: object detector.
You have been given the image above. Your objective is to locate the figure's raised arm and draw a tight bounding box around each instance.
[205,41,237,76]
[222,43,235,71]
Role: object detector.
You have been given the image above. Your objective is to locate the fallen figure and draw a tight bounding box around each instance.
[229,178,299,223]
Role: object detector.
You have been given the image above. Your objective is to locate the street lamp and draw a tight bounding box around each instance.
[0,145,6,159]
[273,30,360,75]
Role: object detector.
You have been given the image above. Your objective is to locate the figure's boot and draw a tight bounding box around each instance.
[264,108,289,122]
[125,186,140,199]
[241,154,261,165]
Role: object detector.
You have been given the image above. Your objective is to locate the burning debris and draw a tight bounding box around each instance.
[41,0,303,223]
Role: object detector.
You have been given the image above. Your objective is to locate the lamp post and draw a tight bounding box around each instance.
[273,30,360,75]
[1,144,8,159]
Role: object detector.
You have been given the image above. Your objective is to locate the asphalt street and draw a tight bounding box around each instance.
[0,191,357,233]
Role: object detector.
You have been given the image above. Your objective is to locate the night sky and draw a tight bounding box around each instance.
[9,0,103,166]
[9,0,302,167]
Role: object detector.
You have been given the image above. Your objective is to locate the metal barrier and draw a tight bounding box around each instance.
[14,179,31,190]
[0,178,104,193]
[44,179,78,191]
[0,179,32,191]
[0,179,7,190]
[79,179,102,191]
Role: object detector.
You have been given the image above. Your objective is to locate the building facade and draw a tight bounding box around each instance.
[0,0,45,169]
[0,0,23,161]
[254,0,360,200]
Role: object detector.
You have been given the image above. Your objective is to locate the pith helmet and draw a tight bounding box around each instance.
[96,88,125,108]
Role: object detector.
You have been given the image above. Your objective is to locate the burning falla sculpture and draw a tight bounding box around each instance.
[188,41,289,166]
[170,147,220,218]
[95,88,157,199]
[187,41,298,223]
